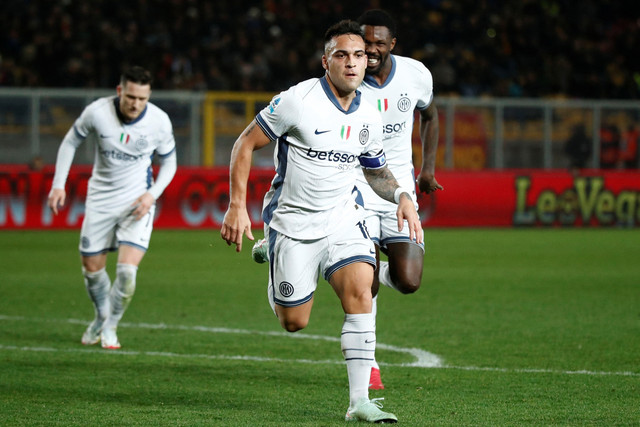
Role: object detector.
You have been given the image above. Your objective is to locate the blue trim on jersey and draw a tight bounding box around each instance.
[352,185,364,207]
[324,255,376,281]
[359,150,386,169]
[114,97,148,125]
[255,114,278,140]
[158,147,176,158]
[73,125,87,139]
[262,136,289,225]
[416,97,430,111]
[320,76,361,114]
[146,162,153,190]
[363,55,397,89]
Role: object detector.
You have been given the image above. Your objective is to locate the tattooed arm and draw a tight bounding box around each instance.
[221,119,271,252]
[363,165,423,243]
[362,165,411,203]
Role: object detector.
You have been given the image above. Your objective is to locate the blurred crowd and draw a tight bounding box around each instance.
[1,0,639,98]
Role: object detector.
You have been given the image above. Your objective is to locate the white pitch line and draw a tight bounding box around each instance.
[1,315,638,377]
[0,314,443,368]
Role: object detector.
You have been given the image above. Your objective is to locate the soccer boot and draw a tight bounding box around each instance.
[81,319,103,345]
[100,326,121,349]
[369,367,385,390]
[252,238,269,264]
[345,398,397,423]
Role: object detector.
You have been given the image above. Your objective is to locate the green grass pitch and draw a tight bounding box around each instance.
[1,229,638,426]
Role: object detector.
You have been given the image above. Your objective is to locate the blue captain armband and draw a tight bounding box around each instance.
[359,151,386,169]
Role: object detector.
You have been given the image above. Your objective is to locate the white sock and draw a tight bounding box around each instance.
[378,261,400,292]
[104,263,138,330]
[341,313,376,407]
[82,267,111,324]
[370,296,379,371]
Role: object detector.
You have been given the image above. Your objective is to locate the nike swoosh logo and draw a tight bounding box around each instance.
[365,339,376,344]
[314,129,331,135]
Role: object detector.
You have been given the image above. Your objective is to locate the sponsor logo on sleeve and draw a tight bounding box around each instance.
[268,96,282,113]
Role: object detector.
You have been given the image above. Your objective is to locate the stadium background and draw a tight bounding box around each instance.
[1,0,639,229]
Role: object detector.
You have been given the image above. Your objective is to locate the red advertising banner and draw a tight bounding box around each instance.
[1,165,639,229]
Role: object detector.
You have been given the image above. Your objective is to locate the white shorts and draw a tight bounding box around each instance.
[266,219,376,308]
[79,205,155,256]
[363,209,425,252]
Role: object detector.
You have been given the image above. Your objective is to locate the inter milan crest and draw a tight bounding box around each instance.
[359,124,370,145]
[135,135,149,151]
[397,94,411,112]
[279,281,294,297]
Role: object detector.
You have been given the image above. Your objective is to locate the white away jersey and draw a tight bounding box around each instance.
[71,96,175,211]
[256,77,385,240]
[357,55,433,211]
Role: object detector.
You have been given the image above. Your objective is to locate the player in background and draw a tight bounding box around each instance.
[222,20,421,423]
[354,9,443,389]
[47,66,177,350]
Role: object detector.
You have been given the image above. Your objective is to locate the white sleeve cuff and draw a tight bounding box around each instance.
[393,187,412,204]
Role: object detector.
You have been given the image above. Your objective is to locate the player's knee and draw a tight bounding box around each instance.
[394,273,422,294]
[116,263,138,297]
[276,307,309,332]
[398,280,421,294]
[82,258,106,273]
[280,317,308,332]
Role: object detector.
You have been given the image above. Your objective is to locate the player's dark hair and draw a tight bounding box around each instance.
[357,9,397,38]
[324,20,364,46]
[120,66,153,87]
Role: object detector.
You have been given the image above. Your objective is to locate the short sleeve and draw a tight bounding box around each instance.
[414,63,434,111]
[255,88,304,140]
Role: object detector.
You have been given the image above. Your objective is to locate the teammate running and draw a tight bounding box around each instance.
[355,8,443,389]
[48,66,177,350]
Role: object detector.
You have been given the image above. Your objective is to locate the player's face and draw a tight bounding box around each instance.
[322,34,367,96]
[117,81,151,122]
[361,25,396,75]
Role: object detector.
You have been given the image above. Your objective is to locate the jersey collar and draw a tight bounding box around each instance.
[320,76,361,114]
[362,54,397,89]
[113,97,148,125]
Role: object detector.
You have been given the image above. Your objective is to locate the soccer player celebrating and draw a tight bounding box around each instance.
[355,9,443,389]
[221,20,420,423]
[47,66,177,350]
